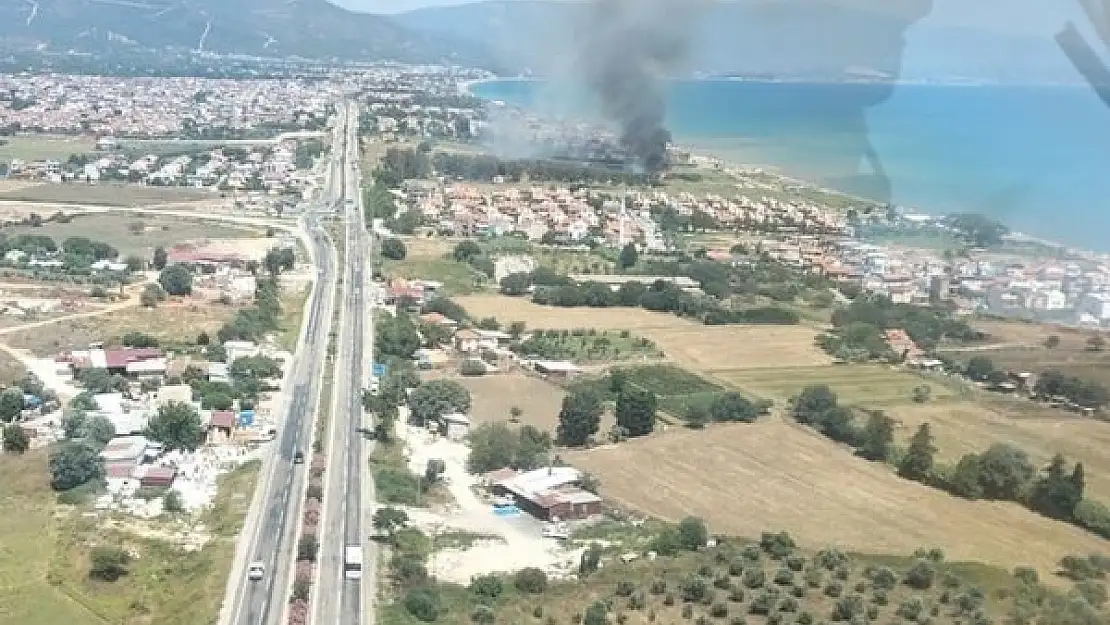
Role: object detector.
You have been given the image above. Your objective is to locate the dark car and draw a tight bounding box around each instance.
[293,450,305,464]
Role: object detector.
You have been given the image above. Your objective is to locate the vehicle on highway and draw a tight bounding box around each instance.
[248,562,265,581]
[344,544,363,580]
[293,450,305,464]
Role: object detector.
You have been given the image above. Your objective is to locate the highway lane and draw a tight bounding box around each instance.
[226,124,343,625]
[316,101,369,625]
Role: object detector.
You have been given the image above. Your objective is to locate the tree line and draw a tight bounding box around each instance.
[791,385,1110,539]
[501,269,800,327]
[819,294,983,362]
[963,356,1109,410]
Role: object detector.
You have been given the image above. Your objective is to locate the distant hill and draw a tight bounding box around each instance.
[394,0,1078,83]
[0,0,496,66]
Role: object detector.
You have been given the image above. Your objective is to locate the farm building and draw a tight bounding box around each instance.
[491,466,602,521]
[63,347,167,378]
[531,360,582,378]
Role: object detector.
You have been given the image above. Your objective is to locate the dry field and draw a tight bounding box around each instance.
[457,295,687,333]
[888,400,1110,503]
[457,373,569,429]
[0,347,27,383]
[971,317,1091,347]
[650,324,832,372]
[566,417,1108,577]
[4,300,236,355]
[0,183,212,206]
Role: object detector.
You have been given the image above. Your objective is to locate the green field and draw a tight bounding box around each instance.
[519,329,662,364]
[714,365,960,406]
[4,213,263,257]
[381,256,483,295]
[0,135,95,162]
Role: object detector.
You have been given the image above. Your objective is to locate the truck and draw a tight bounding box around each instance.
[344,544,363,580]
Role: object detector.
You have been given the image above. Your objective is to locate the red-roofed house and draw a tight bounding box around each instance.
[885,329,923,362]
[208,410,237,442]
[68,347,166,377]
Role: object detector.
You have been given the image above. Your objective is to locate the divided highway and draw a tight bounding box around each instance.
[223,106,346,625]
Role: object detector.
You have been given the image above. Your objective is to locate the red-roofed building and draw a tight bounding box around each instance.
[68,347,166,377]
[208,410,237,441]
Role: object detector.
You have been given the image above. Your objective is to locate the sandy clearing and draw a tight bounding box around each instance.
[566,416,1109,577]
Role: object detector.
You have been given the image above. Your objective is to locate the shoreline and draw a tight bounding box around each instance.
[463,76,1098,258]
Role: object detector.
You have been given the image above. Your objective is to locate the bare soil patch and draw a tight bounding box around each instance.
[652,324,831,372]
[566,417,1108,577]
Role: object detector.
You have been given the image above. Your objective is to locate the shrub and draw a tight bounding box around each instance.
[871,566,897,590]
[904,560,936,589]
[679,516,710,551]
[749,592,775,615]
[711,603,729,618]
[779,597,800,613]
[774,569,795,586]
[824,582,843,598]
[698,564,715,577]
[534,606,544,618]
[768,613,783,625]
[404,588,441,622]
[797,613,814,625]
[866,606,879,620]
[629,590,647,610]
[682,575,710,603]
[471,605,496,624]
[664,592,676,606]
[715,574,734,590]
[834,566,850,581]
[786,555,806,572]
[470,574,504,599]
[650,579,667,595]
[681,604,693,619]
[791,586,805,598]
[743,568,766,589]
[871,589,889,606]
[943,572,963,589]
[804,567,823,588]
[1060,555,1104,581]
[729,559,746,576]
[729,587,745,602]
[853,581,867,593]
[898,598,924,620]
[831,594,865,621]
[815,549,849,571]
[616,580,636,597]
[742,544,762,561]
[89,546,131,581]
[731,618,747,625]
[514,567,548,593]
[761,531,797,559]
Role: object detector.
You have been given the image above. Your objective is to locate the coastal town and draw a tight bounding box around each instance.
[2,60,1110,625]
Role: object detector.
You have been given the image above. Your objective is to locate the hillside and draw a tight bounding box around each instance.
[394,0,1076,83]
[0,0,495,66]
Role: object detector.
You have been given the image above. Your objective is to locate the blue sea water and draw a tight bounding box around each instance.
[473,79,1110,252]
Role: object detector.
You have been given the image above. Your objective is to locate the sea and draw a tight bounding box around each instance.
[472,79,1110,253]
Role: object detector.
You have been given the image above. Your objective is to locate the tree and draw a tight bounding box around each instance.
[499,272,532,296]
[403,588,441,622]
[513,567,548,593]
[616,386,656,438]
[508,321,526,339]
[163,490,184,512]
[678,516,709,551]
[946,453,984,499]
[579,543,602,578]
[49,440,104,490]
[408,380,471,426]
[584,601,608,625]
[89,546,131,581]
[857,410,895,461]
[977,442,1034,500]
[297,534,319,562]
[152,246,168,270]
[453,241,481,263]
[467,422,518,473]
[911,385,932,403]
[1030,454,1084,521]
[793,385,838,426]
[3,424,29,452]
[0,387,24,422]
[898,423,937,482]
[556,390,603,446]
[1045,335,1061,349]
[515,424,552,470]
[158,264,193,296]
[686,405,710,429]
[381,238,407,260]
[618,242,639,270]
[145,402,204,452]
[140,283,164,307]
[62,409,88,439]
[711,392,766,423]
[373,506,410,539]
[965,356,996,381]
[81,415,116,446]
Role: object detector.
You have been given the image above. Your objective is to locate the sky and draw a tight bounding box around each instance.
[328,0,1083,31]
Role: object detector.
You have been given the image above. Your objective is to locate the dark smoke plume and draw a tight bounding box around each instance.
[576,0,703,174]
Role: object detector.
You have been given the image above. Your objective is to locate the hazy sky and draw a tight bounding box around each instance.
[329,0,1083,37]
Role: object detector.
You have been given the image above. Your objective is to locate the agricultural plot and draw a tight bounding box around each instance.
[457,295,685,332]
[0,135,95,161]
[566,418,1109,577]
[519,328,662,363]
[456,374,571,431]
[710,365,957,405]
[650,324,831,373]
[0,183,212,206]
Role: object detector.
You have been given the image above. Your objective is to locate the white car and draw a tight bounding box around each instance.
[248,562,265,581]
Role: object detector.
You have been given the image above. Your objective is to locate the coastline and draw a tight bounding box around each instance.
[463,76,1098,257]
